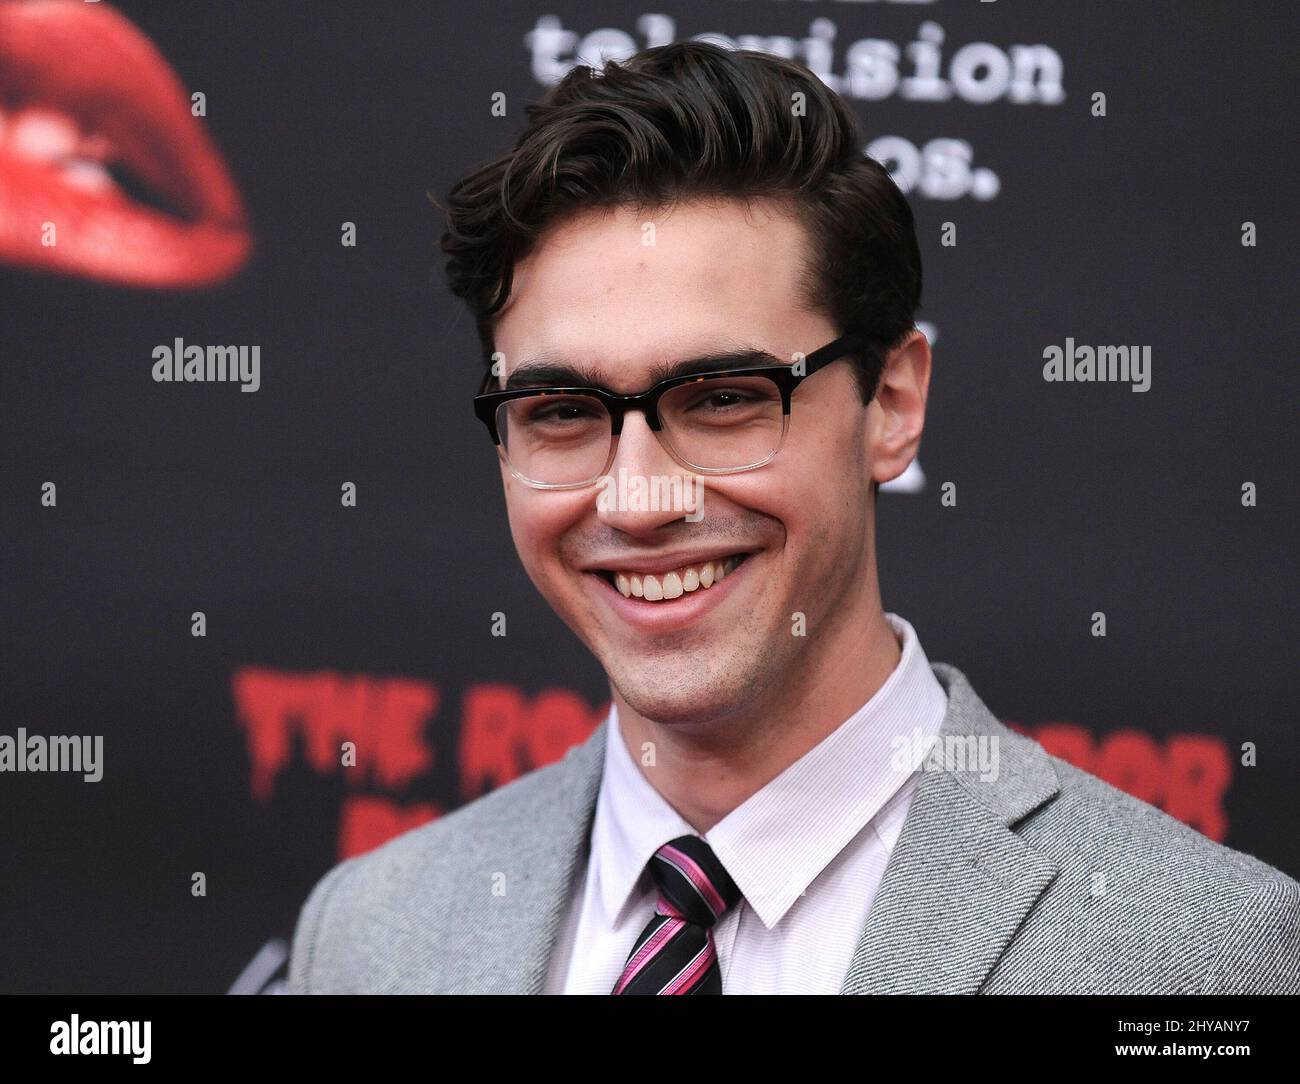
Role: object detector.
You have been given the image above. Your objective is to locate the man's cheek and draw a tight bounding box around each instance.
[525,551,578,609]
[515,549,553,596]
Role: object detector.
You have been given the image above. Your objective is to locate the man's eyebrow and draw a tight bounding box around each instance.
[503,349,783,392]
[503,361,607,390]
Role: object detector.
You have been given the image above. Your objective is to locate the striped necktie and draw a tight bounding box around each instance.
[612,834,743,995]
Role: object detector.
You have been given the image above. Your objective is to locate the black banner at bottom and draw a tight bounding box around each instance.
[2,993,1294,1070]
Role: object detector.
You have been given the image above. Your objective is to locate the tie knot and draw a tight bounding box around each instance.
[648,834,742,927]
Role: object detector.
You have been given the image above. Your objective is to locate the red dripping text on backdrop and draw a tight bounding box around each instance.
[231,667,1230,859]
[232,668,606,859]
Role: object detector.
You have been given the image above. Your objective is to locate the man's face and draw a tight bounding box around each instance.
[492,198,903,728]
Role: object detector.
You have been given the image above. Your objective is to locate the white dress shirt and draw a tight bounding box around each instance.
[545,612,949,994]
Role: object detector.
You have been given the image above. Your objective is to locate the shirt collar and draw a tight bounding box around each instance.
[591,612,949,930]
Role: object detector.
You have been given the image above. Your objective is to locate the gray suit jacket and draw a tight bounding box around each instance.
[288,663,1300,993]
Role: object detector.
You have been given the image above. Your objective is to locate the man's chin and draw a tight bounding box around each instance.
[608,667,755,730]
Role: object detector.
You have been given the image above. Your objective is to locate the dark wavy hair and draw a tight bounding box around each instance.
[436,40,922,404]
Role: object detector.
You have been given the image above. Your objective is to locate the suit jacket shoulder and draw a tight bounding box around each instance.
[987,738,1300,994]
[288,730,604,993]
[850,662,1300,994]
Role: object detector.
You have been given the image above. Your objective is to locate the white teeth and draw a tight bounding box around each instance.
[603,555,746,603]
[3,109,120,195]
[10,107,81,163]
[61,157,113,193]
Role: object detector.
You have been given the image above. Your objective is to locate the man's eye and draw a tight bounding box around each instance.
[693,389,756,411]
[522,398,602,424]
[676,386,771,415]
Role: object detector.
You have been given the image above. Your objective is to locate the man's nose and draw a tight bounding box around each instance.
[595,409,694,530]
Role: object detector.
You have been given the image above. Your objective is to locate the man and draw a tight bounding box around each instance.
[288,41,1300,994]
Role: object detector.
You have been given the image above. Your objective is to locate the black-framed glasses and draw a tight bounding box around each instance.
[472,333,871,490]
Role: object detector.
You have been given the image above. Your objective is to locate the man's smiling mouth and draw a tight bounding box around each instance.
[591,552,752,603]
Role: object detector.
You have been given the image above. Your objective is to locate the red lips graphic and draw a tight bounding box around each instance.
[0,0,252,288]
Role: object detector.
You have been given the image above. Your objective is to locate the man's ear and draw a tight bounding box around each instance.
[868,329,931,487]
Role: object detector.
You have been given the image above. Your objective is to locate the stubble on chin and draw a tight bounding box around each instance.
[604,634,778,729]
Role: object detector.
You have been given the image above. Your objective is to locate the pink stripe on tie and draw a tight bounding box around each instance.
[659,843,727,917]
[612,917,684,995]
[663,941,715,994]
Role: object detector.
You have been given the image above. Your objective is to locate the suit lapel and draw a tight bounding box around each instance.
[839,664,1061,994]
[511,717,608,994]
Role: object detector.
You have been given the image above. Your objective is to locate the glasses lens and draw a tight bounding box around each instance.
[498,394,611,485]
[658,375,785,470]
